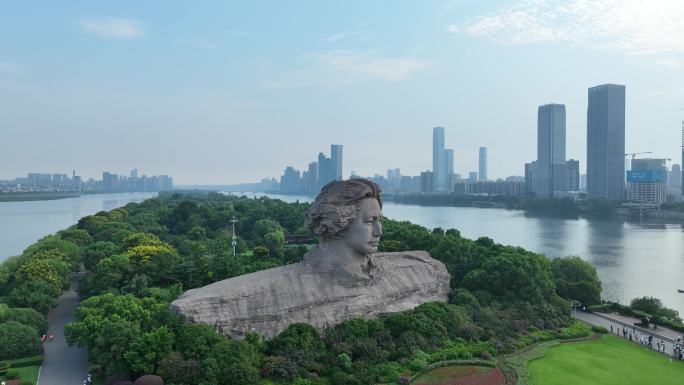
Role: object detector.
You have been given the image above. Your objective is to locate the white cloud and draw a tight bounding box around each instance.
[80,17,145,39]
[312,51,433,81]
[657,58,680,68]
[445,24,460,34]
[267,50,434,87]
[0,61,25,74]
[324,32,355,42]
[454,0,684,54]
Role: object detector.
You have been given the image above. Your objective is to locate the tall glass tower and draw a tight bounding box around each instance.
[587,84,626,201]
[537,104,567,198]
[432,127,445,189]
[478,147,488,181]
[330,144,343,181]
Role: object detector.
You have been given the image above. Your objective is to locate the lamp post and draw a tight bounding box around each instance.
[230,216,238,256]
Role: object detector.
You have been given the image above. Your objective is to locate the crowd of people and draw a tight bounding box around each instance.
[609,324,684,359]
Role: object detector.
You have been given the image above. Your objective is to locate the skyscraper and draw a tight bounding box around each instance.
[524,161,536,194]
[317,152,332,189]
[670,164,682,191]
[536,104,566,198]
[444,149,454,191]
[567,159,580,191]
[432,127,445,189]
[587,84,626,200]
[479,147,487,181]
[331,144,343,181]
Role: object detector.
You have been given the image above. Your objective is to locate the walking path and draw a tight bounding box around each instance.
[38,274,87,385]
[573,310,683,357]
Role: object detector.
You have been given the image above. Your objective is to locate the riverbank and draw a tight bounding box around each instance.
[0,192,81,202]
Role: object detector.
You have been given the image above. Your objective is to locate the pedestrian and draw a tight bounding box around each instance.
[611,325,614,334]
[49,333,54,342]
[41,334,46,343]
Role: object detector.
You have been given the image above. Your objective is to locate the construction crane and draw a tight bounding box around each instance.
[625,151,653,160]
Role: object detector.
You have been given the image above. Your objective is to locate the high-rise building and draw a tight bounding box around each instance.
[317,152,332,189]
[131,168,138,179]
[681,121,684,195]
[580,174,587,191]
[567,159,580,191]
[444,149,454,184]
[102,172,118,191]
[420,171,434,192]
[479,147,488,181]
[331,144,343,181]
[468,172,478,182]
[306,162,319,193]
[432,127,445,189]
[536,104,567,197]
[670,164,682,191]
[627,158,667,205]
[280,166,301,193]
[587,84,626,200]
[524,161,536,194]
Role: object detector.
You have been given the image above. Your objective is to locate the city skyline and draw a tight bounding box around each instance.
[1,1,684,184]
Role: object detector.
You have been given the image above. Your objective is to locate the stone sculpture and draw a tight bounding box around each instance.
[171,179,450,338]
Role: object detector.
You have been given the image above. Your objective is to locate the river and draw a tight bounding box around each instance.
[0,192,157,261]
[1,191,683,315]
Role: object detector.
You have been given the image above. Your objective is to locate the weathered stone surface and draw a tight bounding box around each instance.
[171,248,450,339]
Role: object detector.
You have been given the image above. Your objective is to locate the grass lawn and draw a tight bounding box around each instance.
[1,355,43,384]
[529,335,684,385]
[13,365,40,384]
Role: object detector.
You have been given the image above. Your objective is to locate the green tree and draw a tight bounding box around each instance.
[1,308,48,334]
[83,241,119,270]
[175,322,224,361]
[0,321,42,359]
[253,219,283,245]
[7,280,59,313]
[123,326,174,376]
[201,340,259,385]
[551,256,602,305]
[57,228,94,247]
[263,231,285,257]
[157,352,201,385]
[630,297,663,315]
[123,244,180,285]
[253,246,269,259]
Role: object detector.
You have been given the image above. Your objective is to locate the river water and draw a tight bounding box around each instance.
[2,191,683,315]
[0,192,157,261]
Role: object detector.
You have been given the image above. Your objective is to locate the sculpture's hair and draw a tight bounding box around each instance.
[306,179,382,239]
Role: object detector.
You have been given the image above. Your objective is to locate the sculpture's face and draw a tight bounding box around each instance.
[343,197,383,255]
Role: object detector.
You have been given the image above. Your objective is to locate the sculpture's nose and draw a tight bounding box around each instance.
[373,221,382,237]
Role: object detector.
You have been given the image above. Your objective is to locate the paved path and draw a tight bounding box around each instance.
[573,310,683,357]
[38,275,88,385]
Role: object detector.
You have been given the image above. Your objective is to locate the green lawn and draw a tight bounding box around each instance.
[529,335,684,385]
[13,365,40,384]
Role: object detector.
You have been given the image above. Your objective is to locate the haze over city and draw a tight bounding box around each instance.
[2,1,684,184]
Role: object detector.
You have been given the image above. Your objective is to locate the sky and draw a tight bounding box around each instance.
[1,0,684,185]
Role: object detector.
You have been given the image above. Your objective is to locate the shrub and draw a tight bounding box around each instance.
[591,325,609,334]
[5,368,19,379]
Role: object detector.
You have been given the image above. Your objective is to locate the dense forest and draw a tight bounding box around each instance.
[0,192,607,385]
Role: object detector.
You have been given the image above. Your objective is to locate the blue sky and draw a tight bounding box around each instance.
[2,0,683,184]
